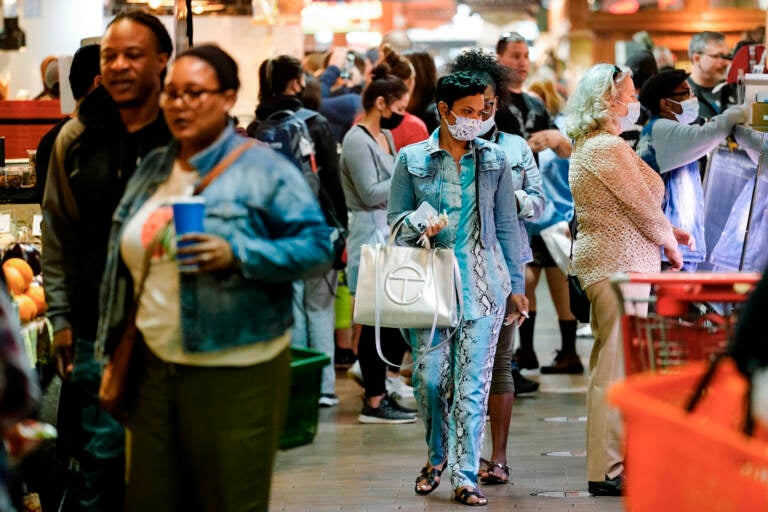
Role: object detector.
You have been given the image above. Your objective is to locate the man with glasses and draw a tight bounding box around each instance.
[688,31,733,120]
[43,11,172,510]
[636,69,747,271]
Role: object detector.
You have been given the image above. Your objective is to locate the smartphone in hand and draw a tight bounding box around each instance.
[407,202,439,233]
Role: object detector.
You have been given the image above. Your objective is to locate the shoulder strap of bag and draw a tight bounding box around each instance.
[568,214,579,274]
[133,219,171,305]
[194,141,256,195]
[135,141,255,303]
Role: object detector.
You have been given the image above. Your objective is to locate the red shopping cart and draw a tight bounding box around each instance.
[608,272,767,511]
[610,272,762,375]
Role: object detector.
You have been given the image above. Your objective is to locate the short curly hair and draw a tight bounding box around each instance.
[449,47,510,106]
[435,71,488,111]
[565,63,632,140]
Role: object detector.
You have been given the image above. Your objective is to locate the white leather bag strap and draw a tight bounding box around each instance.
[373,215,465,369]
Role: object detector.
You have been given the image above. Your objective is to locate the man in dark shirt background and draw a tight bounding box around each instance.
[495,32,571,161]
[494,32,573,395]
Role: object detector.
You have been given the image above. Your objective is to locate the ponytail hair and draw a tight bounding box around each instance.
[361,63,408,111]
[258,55,302,100]
[379,43,413,82]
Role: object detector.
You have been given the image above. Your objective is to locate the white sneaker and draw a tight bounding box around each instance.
[576,323,593,338]
[318,394,339,407]
[386,375,417,411]
[346,360,363,387]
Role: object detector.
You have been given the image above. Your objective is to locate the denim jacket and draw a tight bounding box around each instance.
[95,125,333,358]
[388,130,525,319]
[490,130,544,263]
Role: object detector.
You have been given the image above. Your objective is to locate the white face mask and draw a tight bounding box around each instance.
[669,97,699,125]
[445,111,484,141]
[616,100,641,132]
[478,115,496,136]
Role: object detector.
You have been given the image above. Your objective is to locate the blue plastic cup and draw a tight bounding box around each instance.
[172,197,205,272]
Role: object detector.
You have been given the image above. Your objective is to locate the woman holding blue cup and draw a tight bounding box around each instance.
[96,45,333,511]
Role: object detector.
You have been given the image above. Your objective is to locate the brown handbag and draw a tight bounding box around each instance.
[98,226,164,424]
[98,140,256,423]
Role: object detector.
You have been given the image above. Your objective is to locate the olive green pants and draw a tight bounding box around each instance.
[125,344,290,512]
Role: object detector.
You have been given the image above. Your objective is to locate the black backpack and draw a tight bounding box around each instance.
[249,108,348,269]
[248,108,320,196]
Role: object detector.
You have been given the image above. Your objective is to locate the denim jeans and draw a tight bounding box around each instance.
[291,270,338,396]
[70,337,125,511]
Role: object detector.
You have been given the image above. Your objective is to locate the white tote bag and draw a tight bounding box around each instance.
[353,221,463,367]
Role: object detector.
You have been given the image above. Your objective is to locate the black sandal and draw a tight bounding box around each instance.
[454,486,488,506]
[480,460,509,485]
[414,462,444,496]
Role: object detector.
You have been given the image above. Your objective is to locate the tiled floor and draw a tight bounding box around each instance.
[270,280,625,511]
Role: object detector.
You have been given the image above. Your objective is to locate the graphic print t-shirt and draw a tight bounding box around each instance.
[120,160,287,366]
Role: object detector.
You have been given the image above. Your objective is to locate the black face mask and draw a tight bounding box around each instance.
[380,112,405,130]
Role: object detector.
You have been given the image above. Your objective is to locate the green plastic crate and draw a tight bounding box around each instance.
[279,347,330,449]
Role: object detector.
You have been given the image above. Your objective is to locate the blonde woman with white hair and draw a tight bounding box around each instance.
[566,63,692,496]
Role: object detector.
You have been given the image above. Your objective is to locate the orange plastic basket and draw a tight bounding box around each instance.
[611,272,761,375]
[610,360,768,512]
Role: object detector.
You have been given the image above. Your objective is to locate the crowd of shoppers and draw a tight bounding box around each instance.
[2,9,750,510]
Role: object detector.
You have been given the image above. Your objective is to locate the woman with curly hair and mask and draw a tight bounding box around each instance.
[449,47,544,486]
[389,70,528,507]
[566,63,692,496]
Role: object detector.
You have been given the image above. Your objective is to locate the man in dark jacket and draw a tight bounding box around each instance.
[41,11,172,510]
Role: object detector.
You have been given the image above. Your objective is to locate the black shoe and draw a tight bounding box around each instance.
[334,348,356,369]
[358,396,417,424]
[512,369,539,396]
[588,474,624,496]
[541,351,584,374]
[514,347,539,370]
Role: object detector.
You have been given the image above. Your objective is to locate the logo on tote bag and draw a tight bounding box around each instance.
[385,265,427,305]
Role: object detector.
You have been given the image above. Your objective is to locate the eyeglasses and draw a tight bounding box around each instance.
[482,100,496,115]
[668,90,692,99]
[697,52,733,61]
[159,88,221,108]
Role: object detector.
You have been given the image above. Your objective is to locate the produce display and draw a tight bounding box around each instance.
[1,243,45,323]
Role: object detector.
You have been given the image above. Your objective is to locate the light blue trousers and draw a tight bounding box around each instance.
[405,305,504,490]
[291,270,338,396]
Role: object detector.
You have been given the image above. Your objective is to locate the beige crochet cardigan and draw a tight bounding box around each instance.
[569,131,677,289]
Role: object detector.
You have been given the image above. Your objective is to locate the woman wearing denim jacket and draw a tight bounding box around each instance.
[388,71,528,507]
[449,48,545,485]
[95,45,333,511]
